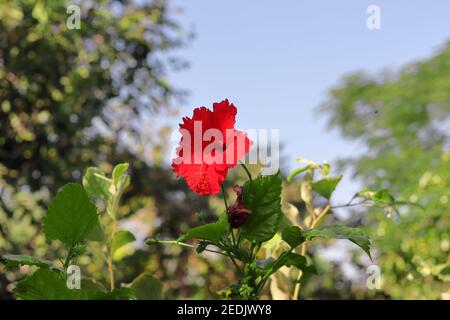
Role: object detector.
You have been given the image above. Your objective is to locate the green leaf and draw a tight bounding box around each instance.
[178,213,228,244]
[287,165,312,182]
[85,218,105,242]
[0,254,52,269]
[320,162,331,176]
[261,252,309,279]
[86,287,136,300]
[371,189,395,206]
[131,273,163,300]
[14,269,135,300]
[278,252,308,269]
[112,163,129,186]
[82,167,111,202]
[311,175,342,199]
[304,224,372,259]
[281,226,305,248]
[43,183,99,247]
[80,278,107,293]
[14,269,76,300]
[240,172,283,242]
[111,230,136,256]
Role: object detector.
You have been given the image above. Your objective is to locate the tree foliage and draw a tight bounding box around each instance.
[320,41,450,299]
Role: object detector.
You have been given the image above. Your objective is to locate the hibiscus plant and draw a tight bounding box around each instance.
[0,100,411,300]
[146,100,408,299]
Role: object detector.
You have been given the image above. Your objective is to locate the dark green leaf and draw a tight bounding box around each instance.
[131,273,163,300]
[14,269,77,300]
[178,213,228,244]
[15,269,135,300]
[279,252,308,269]
[86,287,136,300]
[43,183,99,247]
[0,254,52,269]
[281,226,305,248]
[304,224,372,259]
[85,218,105,242]
[311,176,342,199]
[240,172,283,242]
[261,252,309,278]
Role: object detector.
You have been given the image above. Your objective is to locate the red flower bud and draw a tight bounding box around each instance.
[227,185,251,228]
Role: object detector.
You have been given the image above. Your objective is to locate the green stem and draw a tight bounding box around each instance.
[150,239,235,257]
[150,239,195,248]
[236,230,242,247]
[227,251,242,275]
[230,228,237,247]
[63,245,75,270]
[221,184,228,211]
[240,163,253,181]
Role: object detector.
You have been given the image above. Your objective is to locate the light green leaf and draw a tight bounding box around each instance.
[304,224,372,259]
[287,165,312,182]
[178,214,228,244]
[281,226,305,248]
[112,163,129,186]
[371,189,395,206]
[43,183,99,247]
[82,167,111,202]
[320,162,331,176]
[240,172,283,242]
[0,254,52,269]
[131,273,163,300]
[312,175,342,199]
[111,230,136,256]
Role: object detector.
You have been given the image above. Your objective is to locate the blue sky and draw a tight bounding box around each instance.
[167,0,450,203]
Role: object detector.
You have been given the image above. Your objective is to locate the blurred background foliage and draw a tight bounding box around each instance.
[0,0,225,300]
[0,0,449,300]
[317,41,450,299]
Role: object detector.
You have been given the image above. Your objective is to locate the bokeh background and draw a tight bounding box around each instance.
[0,0,449,299]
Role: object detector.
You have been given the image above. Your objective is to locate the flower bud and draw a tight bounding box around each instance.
[227,185,251,228]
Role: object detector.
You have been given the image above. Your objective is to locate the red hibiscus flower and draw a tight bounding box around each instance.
[172,99,253,195]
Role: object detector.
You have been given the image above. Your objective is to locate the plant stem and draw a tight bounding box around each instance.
[108,214,116,291]
[227,251,242,275]
[230,228,237,247]
[240,163,253,181]
[107,192,119,291]
[331,201,370,209]
[312,204,331,228]
[63,245,75,271]
[221,184,228,211]
[107,255,115,291]
[152,239,195,248]
[236,230,242,247]
[292,204,331,300]
[152,239,235,257]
